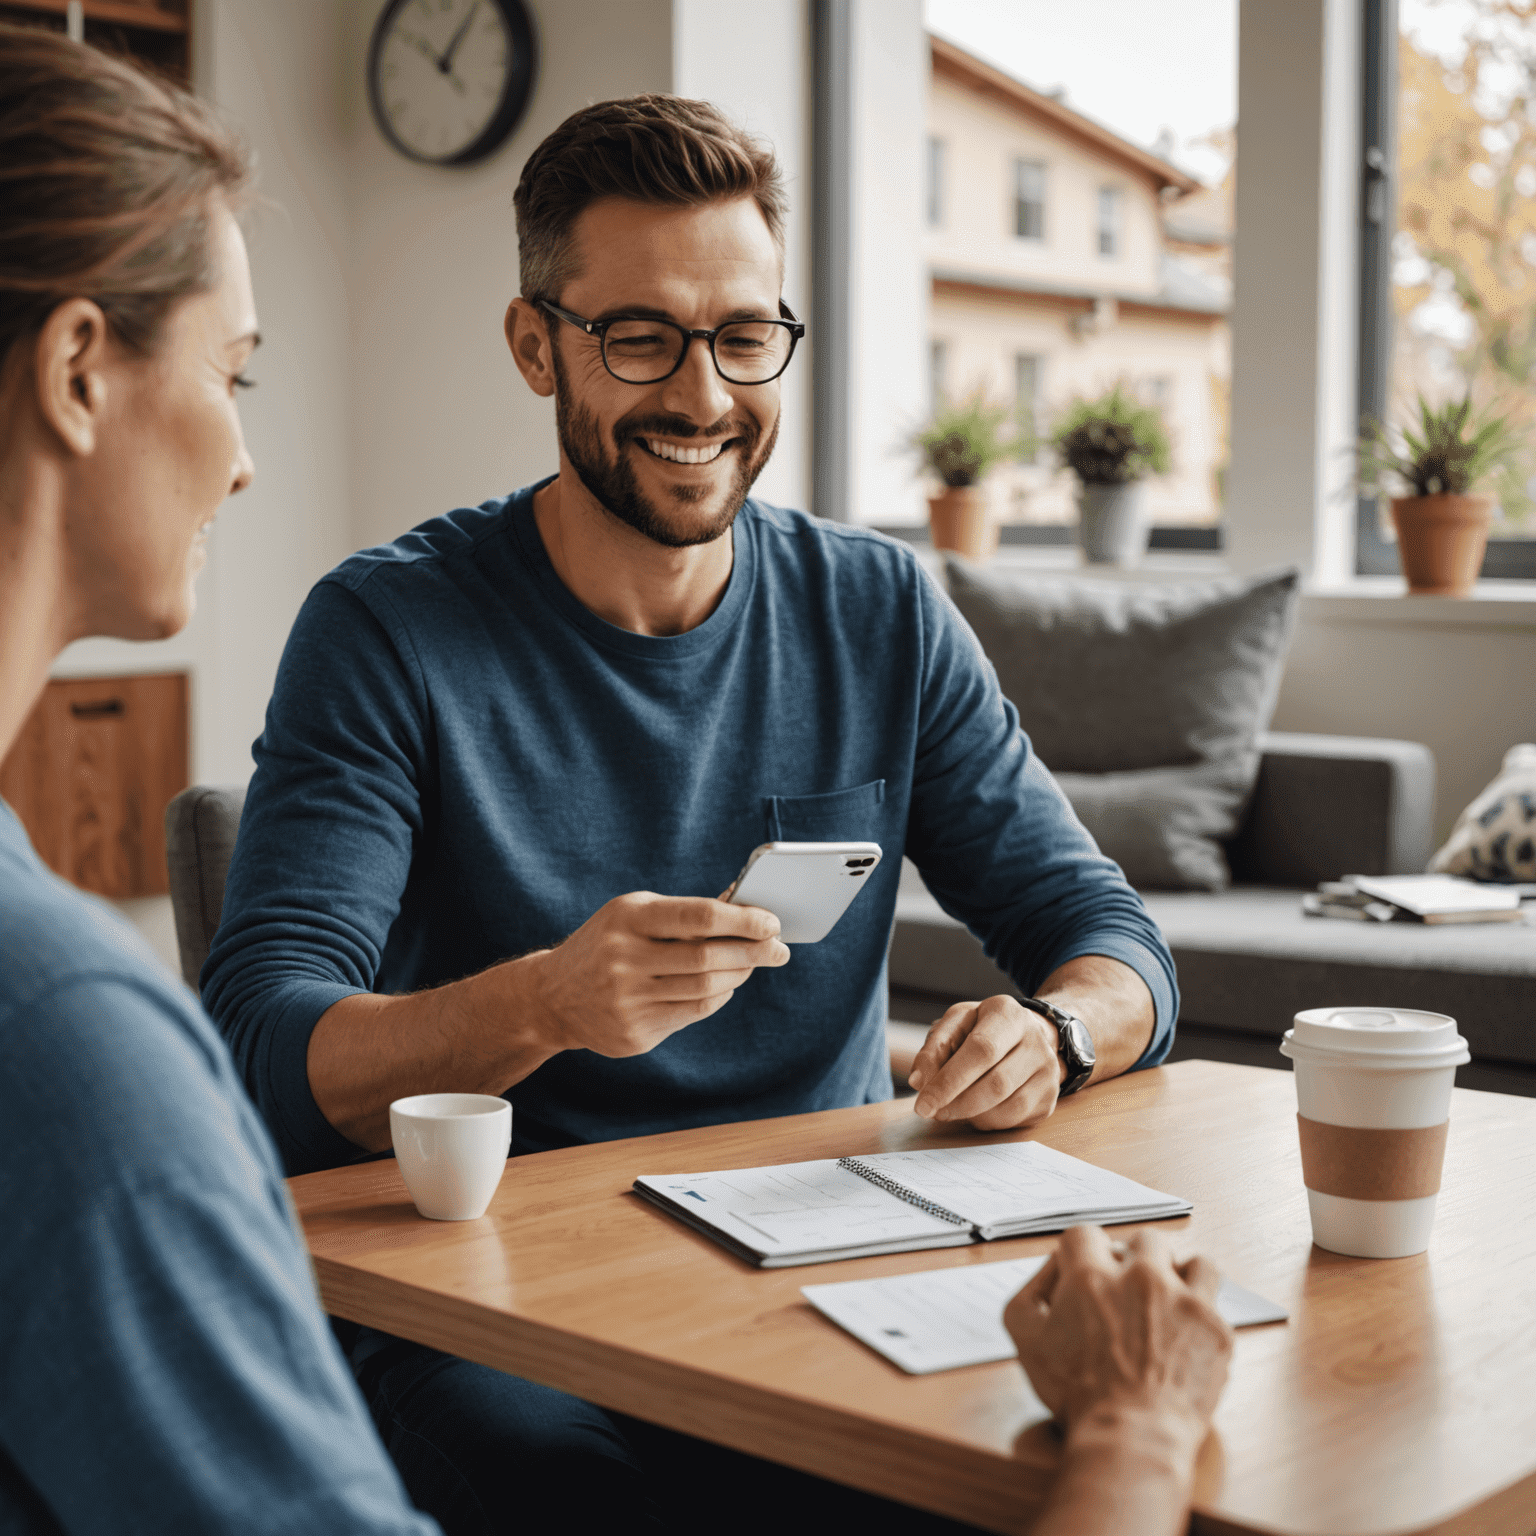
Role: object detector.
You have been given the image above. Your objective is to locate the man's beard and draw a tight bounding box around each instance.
[550,344,779,549]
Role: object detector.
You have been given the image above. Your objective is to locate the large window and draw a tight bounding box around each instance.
[920,0,1236,542]
[1014,160,1046,240]
[1359,0,1536,578]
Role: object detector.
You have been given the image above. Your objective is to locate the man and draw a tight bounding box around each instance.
[203,94,1180,1530]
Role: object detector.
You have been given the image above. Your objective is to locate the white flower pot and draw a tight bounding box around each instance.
[1077,481,1148,566]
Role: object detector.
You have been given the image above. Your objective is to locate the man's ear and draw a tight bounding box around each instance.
[35,298,113,457]
[505,297,556,399]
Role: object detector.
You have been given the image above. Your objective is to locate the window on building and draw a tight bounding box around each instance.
[929,338,948,414]
[927,135,945,226]
[1014,160,1045,240]
[1097,186,1122,257]
[1357,0,1536,579]
[1015,352,1044,453]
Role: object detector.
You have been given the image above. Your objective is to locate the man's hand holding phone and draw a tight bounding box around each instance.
[526,892,790,1058]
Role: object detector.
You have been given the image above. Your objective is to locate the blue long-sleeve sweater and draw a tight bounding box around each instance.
[202,484,1177,1175]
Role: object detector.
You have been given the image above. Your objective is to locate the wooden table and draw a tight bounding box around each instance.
[291,1060,1536,1535]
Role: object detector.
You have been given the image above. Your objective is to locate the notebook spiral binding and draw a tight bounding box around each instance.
[837,1157,969,1228]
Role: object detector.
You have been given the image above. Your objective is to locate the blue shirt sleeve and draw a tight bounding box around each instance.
[0,972,439,1536]
[903,566,1178,1067]
[203,579,430,1175]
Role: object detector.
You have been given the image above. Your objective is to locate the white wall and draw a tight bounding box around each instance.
[848,0,929,525]
[49,0,812,786]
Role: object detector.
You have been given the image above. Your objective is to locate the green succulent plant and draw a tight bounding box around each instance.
[1050,386,1171,486]
[1357,394,1525,499]
[911,393,1026,488]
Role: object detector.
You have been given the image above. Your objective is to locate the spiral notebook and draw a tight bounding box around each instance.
[632,1142,1192,1268]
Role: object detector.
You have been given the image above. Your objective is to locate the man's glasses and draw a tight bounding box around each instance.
[539,300,805,386]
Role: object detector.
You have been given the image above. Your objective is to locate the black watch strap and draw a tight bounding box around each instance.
[1017,996,1097,1096]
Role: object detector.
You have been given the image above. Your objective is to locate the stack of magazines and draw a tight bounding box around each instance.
[1302,874,1532,926]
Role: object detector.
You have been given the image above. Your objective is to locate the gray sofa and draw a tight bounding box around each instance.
[888,731,1536,1096]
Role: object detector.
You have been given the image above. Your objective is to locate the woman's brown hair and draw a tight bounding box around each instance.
[0,22,252,367]
[513,94,786,304]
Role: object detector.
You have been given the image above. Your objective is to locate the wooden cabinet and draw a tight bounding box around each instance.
[0,1,191,83]
[0,673,189,898]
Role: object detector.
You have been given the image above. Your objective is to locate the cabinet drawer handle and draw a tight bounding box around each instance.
[69,699,125,719]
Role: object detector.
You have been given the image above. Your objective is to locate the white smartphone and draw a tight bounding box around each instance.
[724,841,883,943]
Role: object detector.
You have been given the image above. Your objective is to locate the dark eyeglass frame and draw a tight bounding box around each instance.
[538,299,806,385]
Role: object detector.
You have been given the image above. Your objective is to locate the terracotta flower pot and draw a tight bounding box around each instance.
[927,486,996,560]
[1389,494,1493,596]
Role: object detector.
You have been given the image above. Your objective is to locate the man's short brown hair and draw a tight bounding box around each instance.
[512,94,786,304]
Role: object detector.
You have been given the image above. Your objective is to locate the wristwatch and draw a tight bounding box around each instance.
[1018,996,1096,1096]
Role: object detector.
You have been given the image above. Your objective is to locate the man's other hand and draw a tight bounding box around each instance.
[528,893,790,1058]
[907,995,1061,1129]
[1003,1226,1233,1445]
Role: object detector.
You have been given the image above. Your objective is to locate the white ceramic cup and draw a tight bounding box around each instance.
[389,1093,511,1221]
[1279,1007,1469,1259]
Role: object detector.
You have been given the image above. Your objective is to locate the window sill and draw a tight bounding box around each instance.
[1302,578,1536,630]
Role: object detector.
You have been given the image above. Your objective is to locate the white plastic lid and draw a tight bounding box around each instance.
[1280,1007,1470,1069]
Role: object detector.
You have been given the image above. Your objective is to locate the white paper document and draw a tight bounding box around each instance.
[1348,874,1521,915]
[802,1256,1288,1375]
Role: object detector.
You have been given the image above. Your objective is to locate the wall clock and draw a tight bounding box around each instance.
[367,0,537,168]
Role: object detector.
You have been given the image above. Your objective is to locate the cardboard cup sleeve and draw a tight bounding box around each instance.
[1296,1115,1448,1202]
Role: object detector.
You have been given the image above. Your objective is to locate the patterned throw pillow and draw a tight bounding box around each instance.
[1429,744,1536,881]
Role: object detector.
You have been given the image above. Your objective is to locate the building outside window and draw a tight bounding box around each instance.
[1097,185,1122,257]
[922,9,1234,538]
[929,338,948,413]
[927,135,944,226]
[1014,159,1046,240]
[1360,0,1536,577]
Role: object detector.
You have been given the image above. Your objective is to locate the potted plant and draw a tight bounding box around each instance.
[1050,385,1171,565]
[910,393,1023,560]
[1357,395,1524,595]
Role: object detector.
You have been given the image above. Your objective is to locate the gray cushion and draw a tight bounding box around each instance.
[945,562,1299,889]
[1228,733,1436,884]
[164,784,246,988]
[889,874,1536,1068]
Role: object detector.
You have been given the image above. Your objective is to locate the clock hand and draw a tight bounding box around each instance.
[437,1,480,73]
[400,28,438,66]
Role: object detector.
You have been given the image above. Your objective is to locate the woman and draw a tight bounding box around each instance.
[0,25,434,1534]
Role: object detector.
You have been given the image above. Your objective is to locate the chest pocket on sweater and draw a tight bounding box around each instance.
[765,779,886,842]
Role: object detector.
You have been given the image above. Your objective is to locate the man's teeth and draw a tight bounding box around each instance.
[644,438,725,464]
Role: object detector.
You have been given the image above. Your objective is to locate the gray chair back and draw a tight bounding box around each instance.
[164,784,246,989]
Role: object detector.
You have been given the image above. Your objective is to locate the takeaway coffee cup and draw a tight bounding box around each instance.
[1279,1007,1469,1259]
[389,1093,511,1221]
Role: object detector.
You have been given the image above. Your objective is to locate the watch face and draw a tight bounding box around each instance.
[368,0,536,167]
[1065,1016,1096,1066]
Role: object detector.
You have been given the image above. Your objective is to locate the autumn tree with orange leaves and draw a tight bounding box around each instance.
[1394,0,1536,525]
